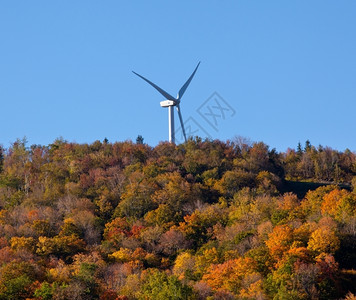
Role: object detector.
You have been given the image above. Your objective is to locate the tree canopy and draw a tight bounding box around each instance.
[0,137,355,299]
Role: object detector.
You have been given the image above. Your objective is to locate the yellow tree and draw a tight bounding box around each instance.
[321,189,348,217]
[173,252,196,281]
[10,236,35,253]
[307,226,340,255]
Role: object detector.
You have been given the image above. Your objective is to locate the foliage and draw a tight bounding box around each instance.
[139,269,193,300]
[0,138,354,299]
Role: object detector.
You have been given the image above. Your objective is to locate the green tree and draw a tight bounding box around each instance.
[34,282,54,300]
[0,261,37,300]
[73,262,99,297]
[139,270,193,300]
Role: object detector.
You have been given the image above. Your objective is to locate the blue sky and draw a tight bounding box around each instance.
[1,1,355,151]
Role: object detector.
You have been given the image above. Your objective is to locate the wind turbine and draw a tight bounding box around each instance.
[132,62,200,144]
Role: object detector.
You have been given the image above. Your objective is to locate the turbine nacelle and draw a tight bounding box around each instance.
[160,100,176,107]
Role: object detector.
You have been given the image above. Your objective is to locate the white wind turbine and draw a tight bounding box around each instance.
[133,62,200,143]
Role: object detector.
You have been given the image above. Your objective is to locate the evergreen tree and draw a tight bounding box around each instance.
[136,135,144,144]
[304,139,312,152]
[0,145,4,173]
[297,142,303,156]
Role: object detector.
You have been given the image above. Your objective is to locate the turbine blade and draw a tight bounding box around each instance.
[176,104,187,142]
[132,71,176,101]
[177,62,200,101]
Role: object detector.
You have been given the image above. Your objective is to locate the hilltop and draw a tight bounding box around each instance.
[0,137,355,299]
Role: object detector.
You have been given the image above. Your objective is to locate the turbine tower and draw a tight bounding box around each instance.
[133,62,200,143]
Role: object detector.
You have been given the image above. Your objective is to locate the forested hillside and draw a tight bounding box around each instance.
[0,137,355,299]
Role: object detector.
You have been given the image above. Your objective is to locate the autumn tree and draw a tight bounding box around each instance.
[265,224,294,261]
[202,257,264,298]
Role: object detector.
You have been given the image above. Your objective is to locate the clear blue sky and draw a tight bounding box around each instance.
[1,1,355,151]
